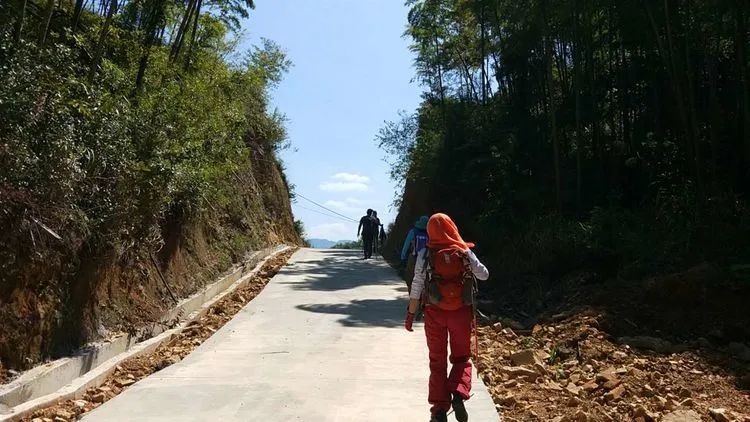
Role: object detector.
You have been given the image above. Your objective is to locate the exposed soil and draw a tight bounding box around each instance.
[22,248,296,422]
[474,263,750,421]
[0,138,300,372]
[0,363,9,385]
[477,312,750,421]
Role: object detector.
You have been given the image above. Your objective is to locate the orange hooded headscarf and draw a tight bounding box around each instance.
[426,213,474,252]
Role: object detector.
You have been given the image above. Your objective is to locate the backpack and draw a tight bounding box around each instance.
[423,248,476,311]
[413,231,428,257]
[360,216,376,236]
[372,218,381,235]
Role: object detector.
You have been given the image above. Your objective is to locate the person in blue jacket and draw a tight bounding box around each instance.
[400,215,429,291]
[401,215,429,263]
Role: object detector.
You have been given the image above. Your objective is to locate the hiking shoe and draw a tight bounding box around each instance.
[430,411,448,422]
[452,393,468,422]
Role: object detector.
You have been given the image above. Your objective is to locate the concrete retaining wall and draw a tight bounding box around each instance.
[0,245,288,420]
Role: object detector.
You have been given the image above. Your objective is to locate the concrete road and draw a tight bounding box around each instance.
[83,249,499,421]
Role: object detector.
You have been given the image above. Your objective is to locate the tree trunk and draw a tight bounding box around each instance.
[38,0,56,46]
[433,34,446,107]
[479,0,487,104]
[708,49,721,186]
[456,48,478,102]
[170,0,196,62]
[606,2,617,148]
[736,0,750,189]
[491,4,506,97]
[663,0,696,176]
[133,0,166,96]
[587,2,601,169]
[619,32,630,150]
[547,34,562,212]
[13,0,28,45]
[554,39,570,94]
[88,0,116,82]
[683,0,702,190]
[71,0,85,31]
[645,0,694,179]
[574,0,583,211]
[183,0,202,70]
[491,52,504,96]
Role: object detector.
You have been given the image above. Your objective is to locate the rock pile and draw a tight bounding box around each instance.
[477,312,750,421]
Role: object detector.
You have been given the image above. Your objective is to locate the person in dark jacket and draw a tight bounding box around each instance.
[357,209,376,259]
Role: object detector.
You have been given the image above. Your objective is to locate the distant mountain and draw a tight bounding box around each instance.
[308,238,354,249]
[308,238,336,248]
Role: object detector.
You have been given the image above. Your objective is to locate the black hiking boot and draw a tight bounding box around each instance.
[430,411,448,422]
[452,393,468,422]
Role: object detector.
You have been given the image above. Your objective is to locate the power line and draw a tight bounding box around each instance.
[294,204,355,223]
[294,198,358,223]
[294,193,359,223]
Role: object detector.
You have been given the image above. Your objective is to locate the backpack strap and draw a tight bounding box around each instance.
[461,252,475,281]
[422,248,433,274]
[421,249,435,306]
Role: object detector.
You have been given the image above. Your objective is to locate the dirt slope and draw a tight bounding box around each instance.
[0,138,300,375]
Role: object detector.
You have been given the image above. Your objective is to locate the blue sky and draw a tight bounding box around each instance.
[240,1,421,241]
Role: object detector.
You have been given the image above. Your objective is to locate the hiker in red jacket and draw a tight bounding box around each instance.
[405,213,489,422]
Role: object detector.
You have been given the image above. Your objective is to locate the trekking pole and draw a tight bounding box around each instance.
[470,275,480,368]
[460,254,481,367]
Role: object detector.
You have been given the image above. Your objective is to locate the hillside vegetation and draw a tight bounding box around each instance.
[381,2,750,417]
[382,0,750,337]
[0,0,299,372]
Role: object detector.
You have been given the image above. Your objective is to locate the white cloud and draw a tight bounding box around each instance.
[332,172,370,184]
[319,181,369,192]
[319,173,370,192]
[307,223,354,241]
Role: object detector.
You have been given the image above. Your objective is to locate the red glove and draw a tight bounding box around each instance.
[405,312,415,332]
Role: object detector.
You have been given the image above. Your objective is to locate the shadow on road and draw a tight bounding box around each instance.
[279,251,403,292]
[297,298,406,328]
[287,249,409,328]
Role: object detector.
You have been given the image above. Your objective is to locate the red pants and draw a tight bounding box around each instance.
[424,305,473,414]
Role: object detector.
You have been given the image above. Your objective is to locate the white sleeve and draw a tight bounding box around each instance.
[409,249,428,300]
[467,250,489,281]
